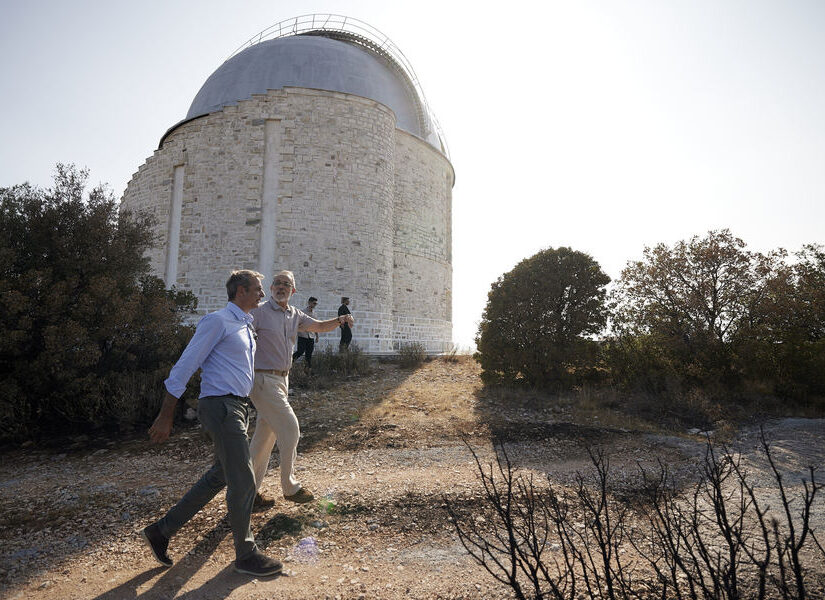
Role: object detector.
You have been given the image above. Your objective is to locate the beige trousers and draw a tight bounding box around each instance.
[249,372,301,496]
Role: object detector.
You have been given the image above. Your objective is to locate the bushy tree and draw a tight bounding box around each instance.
[609,230,825,401]
[475,247,609,387]
[0,165,196,442]
[737,243,825,397]
[608,229,779,388]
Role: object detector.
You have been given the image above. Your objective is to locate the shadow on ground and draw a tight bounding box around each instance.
[0,361,417,593]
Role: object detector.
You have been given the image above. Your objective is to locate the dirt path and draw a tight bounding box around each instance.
[1,359,823,599]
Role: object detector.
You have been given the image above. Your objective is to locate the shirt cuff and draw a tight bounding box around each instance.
[164,378,184,400]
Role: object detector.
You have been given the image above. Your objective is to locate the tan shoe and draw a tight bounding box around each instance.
[253,491,276,511]
[284,488,314,504]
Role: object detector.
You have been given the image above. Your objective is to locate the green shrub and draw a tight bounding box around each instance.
[398,342,427,368]
[610,231,825,403]
[0,165,196,443]
[475,246,609,389]
[309,343,373,378]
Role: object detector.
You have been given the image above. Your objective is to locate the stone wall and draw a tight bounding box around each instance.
[393,130,454,336]
[121,87,453,353]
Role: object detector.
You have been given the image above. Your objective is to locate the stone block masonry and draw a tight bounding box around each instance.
[121,87,454,353]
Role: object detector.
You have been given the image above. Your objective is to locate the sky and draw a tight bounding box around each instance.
[2,0,824,349]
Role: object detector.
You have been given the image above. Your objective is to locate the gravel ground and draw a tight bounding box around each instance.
[1,360,823,600]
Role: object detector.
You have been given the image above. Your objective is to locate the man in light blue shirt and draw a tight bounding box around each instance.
[141,269,283,578]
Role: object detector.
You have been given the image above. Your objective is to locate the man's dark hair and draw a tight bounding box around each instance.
[308,296,318,303]
[226,269,264,300]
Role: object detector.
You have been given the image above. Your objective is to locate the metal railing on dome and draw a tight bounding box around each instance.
[225,14,449,158]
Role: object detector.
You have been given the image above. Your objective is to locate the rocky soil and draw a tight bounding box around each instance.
[1,359,823,600]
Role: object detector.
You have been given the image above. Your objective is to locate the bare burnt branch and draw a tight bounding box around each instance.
[446,435,823,600]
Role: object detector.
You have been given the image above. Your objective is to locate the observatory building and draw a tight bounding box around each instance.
[121,16,454,353]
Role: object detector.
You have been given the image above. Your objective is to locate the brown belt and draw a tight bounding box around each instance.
[255,368,289,377]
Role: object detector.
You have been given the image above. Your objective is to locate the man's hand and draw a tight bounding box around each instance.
[310,315,355,334]
[149,412,174,444]
[149,392,179,444]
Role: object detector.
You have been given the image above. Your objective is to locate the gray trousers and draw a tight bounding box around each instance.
[155,394,257,560]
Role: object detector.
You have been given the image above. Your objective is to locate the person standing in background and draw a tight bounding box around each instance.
[338,296,352,351]
[292,296,319,371]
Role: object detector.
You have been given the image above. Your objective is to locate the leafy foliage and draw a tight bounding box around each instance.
[609,230,770,386]
[609,230,825,400]
[0,165,196,442]
[475,247,610,388]
[736,243,825,398]
[309,344,373,377]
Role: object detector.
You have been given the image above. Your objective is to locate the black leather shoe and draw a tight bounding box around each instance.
[234,550,283,577]
[141,523,173,567]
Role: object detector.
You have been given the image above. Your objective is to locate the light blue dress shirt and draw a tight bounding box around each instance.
[164,302,256,399]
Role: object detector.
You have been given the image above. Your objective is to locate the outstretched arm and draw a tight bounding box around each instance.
[304,314,354,333]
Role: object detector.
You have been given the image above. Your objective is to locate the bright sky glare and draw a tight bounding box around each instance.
[2,0,824,349]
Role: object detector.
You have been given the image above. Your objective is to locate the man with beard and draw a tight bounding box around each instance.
[249,271,354,508]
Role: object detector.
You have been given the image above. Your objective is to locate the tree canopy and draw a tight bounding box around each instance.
[475,247,609,387]
[0,165,196,442]
[609,230,825,397]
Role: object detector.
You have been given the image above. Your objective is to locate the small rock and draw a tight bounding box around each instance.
[11,548,39,562]
[67,535,88,550]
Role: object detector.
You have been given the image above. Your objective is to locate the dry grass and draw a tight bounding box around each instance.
[358,355,484,442]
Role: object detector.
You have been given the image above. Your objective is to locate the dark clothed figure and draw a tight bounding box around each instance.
[292,297,318,368]
[338,299,352,350]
